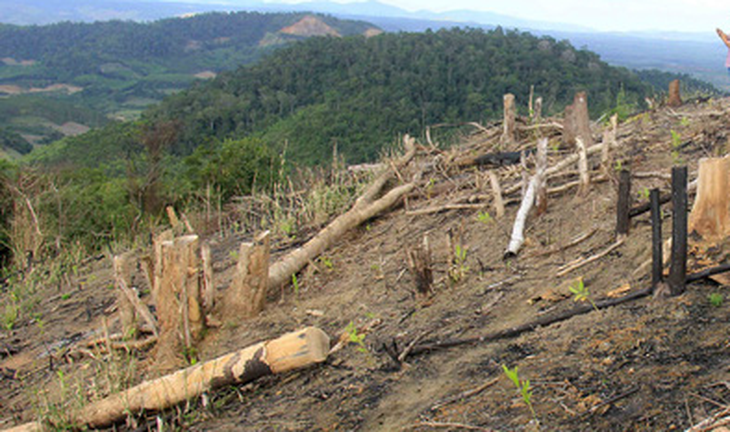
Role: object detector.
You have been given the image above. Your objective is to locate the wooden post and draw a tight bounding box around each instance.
[601,114,618,174]
[407,235,432,296]
[616,169,631,240]
[688,157,730,240]
[113,252,138,339]
[563,91,593,148]
[668,166,688,296]
[156,235,203,370]
[650,188,663,290]
[668,79,682,108]
[152,229,173,304]
[501,93,516,147]
[534,97,542,122]
[225,231,271,318]
[528,85,534,119]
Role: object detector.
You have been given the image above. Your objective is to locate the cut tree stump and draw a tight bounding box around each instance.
[688,156,730,241]
[407,235,433,296]
[501,93,516,147]
[668,79,682,108]
[7,328,330,431]
[156,235,204,370]
[113,252,138,339]
[563,91,593,148]
[224,231,271,318]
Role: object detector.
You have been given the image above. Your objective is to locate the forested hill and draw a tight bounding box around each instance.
[145,27,653,164]
[0,12,376,80]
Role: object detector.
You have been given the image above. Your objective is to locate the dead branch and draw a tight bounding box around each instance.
[555,238,626,277]
[408,421,495,431]
[528,228,598,258]
[487,170,505,218]
[504,139,548,258]
[406,286,653,358]
[431,377,500,411]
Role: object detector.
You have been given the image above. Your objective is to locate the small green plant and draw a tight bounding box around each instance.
[345,321,367,353]
[2,303,18,331]
[680,116,690,127]
[291,274,300,295]
[502,365,537,422]
[614,160,623,172]
[449,244,470,283]
[228,250,239,262]
[426,178,436,199]
[569,278,598,311]
[60,293,71,301]
[709,293,724,307]
[670,129,684,164]
[320,256,334,270]
[477,211,493,224]
[637,187,650,200]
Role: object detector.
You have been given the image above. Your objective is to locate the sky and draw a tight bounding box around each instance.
[269,0,730,33]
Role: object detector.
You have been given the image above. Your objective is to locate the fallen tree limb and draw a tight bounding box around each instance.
[528,228,598,258]
[6,328,330,431]
[406,286,653,358]
[686,263,730,284]
[555,238,625,277]
[268,139,417,291]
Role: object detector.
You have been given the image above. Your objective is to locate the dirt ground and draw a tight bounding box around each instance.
[4,98,730,431]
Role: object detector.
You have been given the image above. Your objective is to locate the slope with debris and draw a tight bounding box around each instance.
[3,97,730,431]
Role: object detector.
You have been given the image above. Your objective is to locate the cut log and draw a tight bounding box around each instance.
[113,252,138,339]
[501,93,516,147]
[688,157,730,241]
[504,138,548,258]
[268,138,417,292]
[224,231,270,318]
[454,149,535,168]
[10,328,330,431]
[668,79,682,108]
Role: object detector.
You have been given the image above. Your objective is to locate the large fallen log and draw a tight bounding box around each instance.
[5,327,330,431]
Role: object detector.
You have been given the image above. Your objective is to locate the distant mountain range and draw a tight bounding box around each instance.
[2,0,726,91]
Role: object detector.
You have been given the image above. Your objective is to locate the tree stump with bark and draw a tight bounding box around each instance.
[501,93,516,147]
[224,231,271,318]
[668,79,682,108]
[563,91,593,148]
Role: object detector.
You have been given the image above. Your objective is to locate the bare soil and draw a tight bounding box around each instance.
[4,98,730,431]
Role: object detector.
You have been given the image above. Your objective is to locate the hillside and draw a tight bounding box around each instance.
[0,12,379,151]
[145,27,658,165]
[3,91,730,430]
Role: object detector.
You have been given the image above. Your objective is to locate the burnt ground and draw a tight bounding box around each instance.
[4,98,730,431]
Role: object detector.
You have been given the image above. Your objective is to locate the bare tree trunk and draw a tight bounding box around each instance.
[668,166,688,296]
[534,97,542,122]
[504,138,548,258]
[668,79,682,108]
[501,93,516,147]
[601,114,618,174]
[407,235,432,296]
[6,328,330,431]
[616,169,631,240]
[224,232,271,318]
[200,242,215,314]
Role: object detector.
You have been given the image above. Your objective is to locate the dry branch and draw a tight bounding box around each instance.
[487,170,505,218]
[555,238,625,277]
[504,138,548,258]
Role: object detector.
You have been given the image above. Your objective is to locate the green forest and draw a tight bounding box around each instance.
[0,11,376,149]
[0,25,723,266]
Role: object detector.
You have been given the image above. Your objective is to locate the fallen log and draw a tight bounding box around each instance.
[268,138,417,291]
[6,328,330,431]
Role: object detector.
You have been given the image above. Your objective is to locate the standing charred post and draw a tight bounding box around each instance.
[668,166,688,296]
[616,169,631,240]
[650,188,663,290]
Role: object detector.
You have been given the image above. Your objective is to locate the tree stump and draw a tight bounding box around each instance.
[225,232,271,319]
[156,235,203,370]
[501,93,516,147]
[668,166,688,296]
[563,91,593,148]
[113,252,138,339]
[407,235,432,296]
[534,97,543,122]
[689,157,730,240]
[668,79,682,108]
